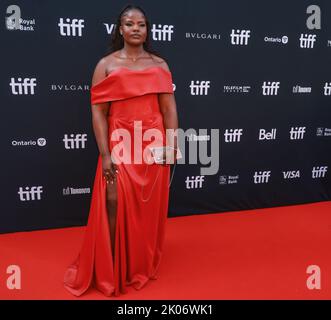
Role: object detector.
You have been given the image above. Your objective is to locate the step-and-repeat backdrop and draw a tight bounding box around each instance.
[2,0,330,233]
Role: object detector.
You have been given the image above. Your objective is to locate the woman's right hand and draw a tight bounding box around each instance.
[102,154,118,184]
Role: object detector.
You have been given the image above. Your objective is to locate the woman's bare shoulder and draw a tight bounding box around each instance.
[150,54,171,72]
[96,51,122,75]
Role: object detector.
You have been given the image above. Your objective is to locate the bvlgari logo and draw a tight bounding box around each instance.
[185,31,221,40]
[50,83,90,92]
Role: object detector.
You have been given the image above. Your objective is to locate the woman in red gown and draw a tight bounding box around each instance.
[63,5,179,297]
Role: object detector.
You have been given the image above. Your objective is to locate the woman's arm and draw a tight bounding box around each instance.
[158,61,179,149]
[90,58,111,157]
[159,92,179,149]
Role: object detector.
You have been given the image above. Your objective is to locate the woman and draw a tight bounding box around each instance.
[63,4,179,297]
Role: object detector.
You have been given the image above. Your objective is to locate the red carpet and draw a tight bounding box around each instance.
[0,201,330,300]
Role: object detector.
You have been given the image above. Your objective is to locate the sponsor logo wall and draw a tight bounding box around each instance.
[2,1,330,233]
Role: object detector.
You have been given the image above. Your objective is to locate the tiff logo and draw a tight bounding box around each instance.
[185,176,205,189]
[18,186,43,201]
[289,127,306,140]
[10,77,37,95]
[299,34,317,48]
[224,129,243,142]
[323,82,331,95]
[230,29,251,45]
[253,171,271,184]
[312,166,328,178]
[58,18,84,37]
[190,80,210,95]
[151,24,174,41]
[63,134,87,149]
[262,81,280,95]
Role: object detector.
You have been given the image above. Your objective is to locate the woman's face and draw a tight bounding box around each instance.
[120,9,147,45]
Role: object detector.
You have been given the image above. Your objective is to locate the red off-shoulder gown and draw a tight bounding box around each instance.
[63,66,174,297]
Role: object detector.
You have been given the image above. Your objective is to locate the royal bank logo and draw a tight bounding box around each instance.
[11,138,47,147]
[230,29,251,45]
[5,5,35,31]
[58,18,85,37]
[223,85,251,94]
[190,80,210,95]
[299,34,317,48]
[151,24,174,41]
[262,81,280,95]
[264,35,288,45]
[10,77,37,95]
[63,134,87,149]
[316,127,331,137]
[293,85,312,94]
[219,175,239,185]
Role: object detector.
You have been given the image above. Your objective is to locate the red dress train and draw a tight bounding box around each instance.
[63,66,174,297]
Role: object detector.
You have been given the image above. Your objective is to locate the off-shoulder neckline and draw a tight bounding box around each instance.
[92,66,171,88]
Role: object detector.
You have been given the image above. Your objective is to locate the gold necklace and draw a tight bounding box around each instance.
[120,50,145,62]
